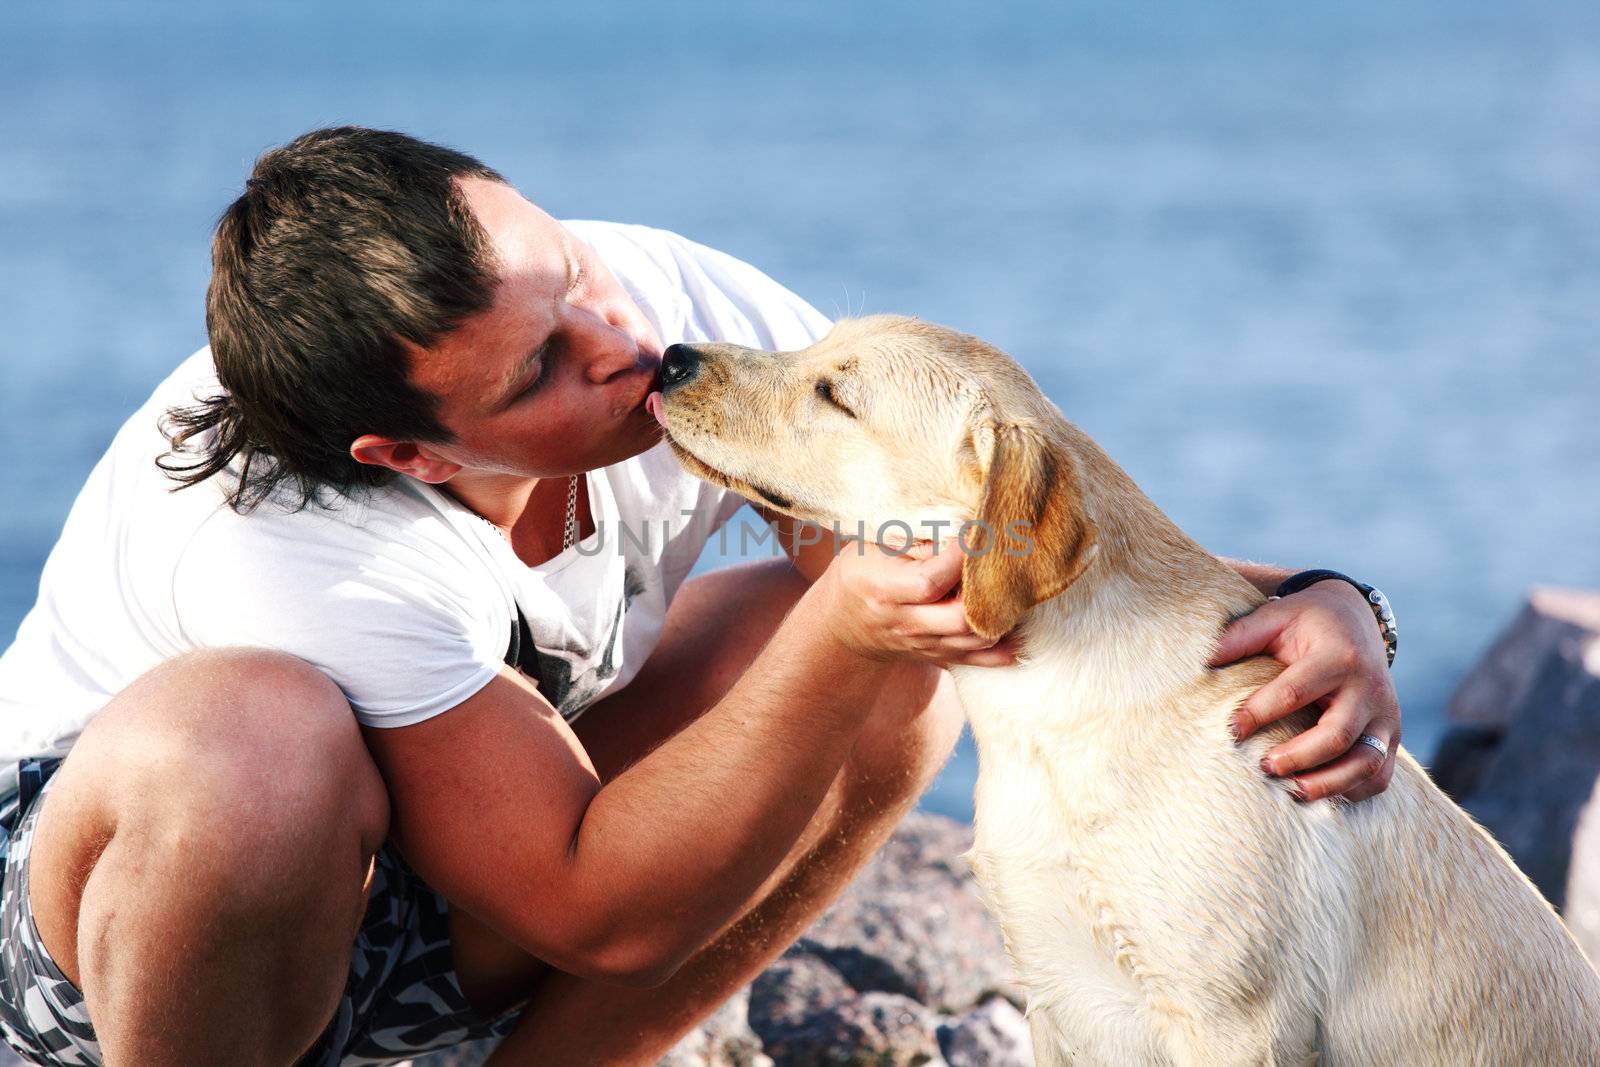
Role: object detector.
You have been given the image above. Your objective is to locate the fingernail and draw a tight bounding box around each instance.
[1230,714,1248,741]
[1259,756,1278,777]
[1289,783,1308,803]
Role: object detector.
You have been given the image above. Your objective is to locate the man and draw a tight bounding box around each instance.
[0,128,1402,1066]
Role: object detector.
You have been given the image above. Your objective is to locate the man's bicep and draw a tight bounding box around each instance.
[360,667,605,966]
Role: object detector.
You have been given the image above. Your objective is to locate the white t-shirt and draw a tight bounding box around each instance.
[0,221,831,796]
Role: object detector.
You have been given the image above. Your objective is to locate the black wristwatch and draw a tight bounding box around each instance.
[1272,568,1397,668]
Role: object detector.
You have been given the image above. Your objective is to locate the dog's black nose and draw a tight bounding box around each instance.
[661,343,700,391]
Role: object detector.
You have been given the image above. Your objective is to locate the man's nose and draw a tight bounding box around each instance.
[660,343,701,392]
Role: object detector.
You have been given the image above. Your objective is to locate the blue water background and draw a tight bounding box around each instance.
[3,2,1598,819]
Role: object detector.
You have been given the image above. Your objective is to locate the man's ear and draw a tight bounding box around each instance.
[961,419,1099,641]
[349,434,463,484]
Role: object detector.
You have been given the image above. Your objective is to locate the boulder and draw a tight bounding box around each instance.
[749,954,856,1035]
[758,991,945,1067]
[937,998,1035,1067]
[1431,588,1600,911]
[790,814,1020,1013]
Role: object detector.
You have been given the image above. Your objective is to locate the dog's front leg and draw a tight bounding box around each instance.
[1025,1001,1168,1066]
[1151,1002,1319,1067]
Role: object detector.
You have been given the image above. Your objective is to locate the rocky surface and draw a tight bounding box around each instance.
[1431,587,1600,916]
[408,812,1030,1067]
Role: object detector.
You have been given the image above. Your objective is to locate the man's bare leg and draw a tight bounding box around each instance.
[451,559,966,1066]
[27,648,390,1067]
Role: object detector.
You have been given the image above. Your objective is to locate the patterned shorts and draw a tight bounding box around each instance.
[0,759,523,1066]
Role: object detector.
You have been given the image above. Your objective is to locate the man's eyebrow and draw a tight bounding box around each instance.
[563,244,585,296]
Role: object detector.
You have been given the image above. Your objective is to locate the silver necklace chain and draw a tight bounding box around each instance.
[562,474,580,551]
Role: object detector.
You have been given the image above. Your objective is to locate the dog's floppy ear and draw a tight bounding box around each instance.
[962,419,1099,641]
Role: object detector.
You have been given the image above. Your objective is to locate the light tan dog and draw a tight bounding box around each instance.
[655,315,1600,1066]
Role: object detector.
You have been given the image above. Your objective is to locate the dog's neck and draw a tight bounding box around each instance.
[966,425,1266,721]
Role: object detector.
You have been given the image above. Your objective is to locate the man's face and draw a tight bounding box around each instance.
[405,177,665,479]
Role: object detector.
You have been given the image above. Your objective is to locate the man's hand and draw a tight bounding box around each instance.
[818,539,1019,668]
[1210,580,1401,803]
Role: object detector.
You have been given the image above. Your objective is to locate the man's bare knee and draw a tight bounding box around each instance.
[30,647,389,998]
[71,647,387,841]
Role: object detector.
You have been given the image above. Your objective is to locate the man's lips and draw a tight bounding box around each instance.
[646,390,667,429]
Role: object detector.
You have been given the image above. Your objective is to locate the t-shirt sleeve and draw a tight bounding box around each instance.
[667,234,834,354]
[170,508,510,728]
[566,219,834,355]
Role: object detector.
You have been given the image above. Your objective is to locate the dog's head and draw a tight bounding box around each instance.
[657,315,1098,639]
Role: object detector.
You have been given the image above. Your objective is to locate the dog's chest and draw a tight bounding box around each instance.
[952,669,1244,1063]
[962,733,1190,1064]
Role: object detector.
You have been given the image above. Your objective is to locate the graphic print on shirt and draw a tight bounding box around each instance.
[518,563,650,719]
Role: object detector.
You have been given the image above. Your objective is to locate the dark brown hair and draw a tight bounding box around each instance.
[159,127,505,511]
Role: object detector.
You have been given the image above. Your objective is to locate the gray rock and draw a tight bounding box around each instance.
[750,953,855,1036]
[1432,588,1600,909]
[1433,591,1600,799]
[1446,589,1600,729]
[937,998,1035,1067]
[1434,588,1600,796]
[1428,724,1502,804]
[761,992,946,1067]
[795,814,1020,1013]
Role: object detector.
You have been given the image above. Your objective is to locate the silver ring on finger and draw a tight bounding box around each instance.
[1353,733,1388,760]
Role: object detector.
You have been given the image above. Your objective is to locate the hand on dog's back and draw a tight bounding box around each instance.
[814,539,1019,669]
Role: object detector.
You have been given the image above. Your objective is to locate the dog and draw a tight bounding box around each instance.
[654,315,1600,1066]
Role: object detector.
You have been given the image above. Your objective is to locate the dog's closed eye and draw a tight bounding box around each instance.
[815,379,856,418]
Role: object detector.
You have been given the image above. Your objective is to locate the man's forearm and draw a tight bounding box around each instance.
[1222,558,1294,598]
[565,577,892,980]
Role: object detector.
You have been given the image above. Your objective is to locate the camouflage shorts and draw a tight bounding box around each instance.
[0,758,523,1066]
